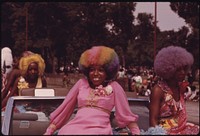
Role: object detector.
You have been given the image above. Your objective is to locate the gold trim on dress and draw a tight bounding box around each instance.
[78,105,111,115]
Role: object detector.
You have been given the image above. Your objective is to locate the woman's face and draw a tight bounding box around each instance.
[27,62,39,80]
[175,66,189,82]
[89,65,107,87]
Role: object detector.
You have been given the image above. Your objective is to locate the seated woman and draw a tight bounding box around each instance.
[44,46,140,135]
[2,53,47,109]
[1,51,34,102]
[149,46,199,135]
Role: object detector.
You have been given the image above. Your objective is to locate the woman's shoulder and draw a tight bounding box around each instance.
[109,81,124,90]
[150,84,164,101]
[157,81,169,93]
[76,78,89,86]
[152,84,163,93]
[110,80,120,86]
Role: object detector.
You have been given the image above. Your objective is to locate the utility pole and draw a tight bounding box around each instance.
[25,7,28,51]
[154,2,157,61]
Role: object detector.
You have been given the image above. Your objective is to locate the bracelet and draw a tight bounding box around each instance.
[130,126,140,135]
[45,127,54,135]
[49,123,56,130]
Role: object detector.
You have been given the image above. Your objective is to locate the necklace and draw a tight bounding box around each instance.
[87,85,113,107]
[87,89,98,107]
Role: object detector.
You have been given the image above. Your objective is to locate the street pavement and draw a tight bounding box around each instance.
[185,100,199,125]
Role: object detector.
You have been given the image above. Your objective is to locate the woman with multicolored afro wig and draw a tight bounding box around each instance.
[44,46,140,135]
[149,46,199,135]
[78,46,120,83]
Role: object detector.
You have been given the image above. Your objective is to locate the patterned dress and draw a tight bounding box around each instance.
[158,81,199,135]
[48,78,139,135]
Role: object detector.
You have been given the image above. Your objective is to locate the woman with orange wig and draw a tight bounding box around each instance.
[1,53,47,108]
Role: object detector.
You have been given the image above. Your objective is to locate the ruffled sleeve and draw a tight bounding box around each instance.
[49,78,86,129]
[112,81,139,128]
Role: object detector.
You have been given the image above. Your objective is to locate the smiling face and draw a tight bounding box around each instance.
[89,65,107,87]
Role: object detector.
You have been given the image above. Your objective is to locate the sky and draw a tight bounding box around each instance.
[134,2,188,31]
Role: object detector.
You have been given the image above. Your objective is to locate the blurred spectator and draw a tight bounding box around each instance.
[117,67,126,78]
[189,86,197,101]
[1,47,13,74]
[63,73,70,87]
[131,72,142,95]
[1,47,13,104]
[184,86,192,100]
[187,72,194,87]
[144,88,151,97]
[131,79,137,93]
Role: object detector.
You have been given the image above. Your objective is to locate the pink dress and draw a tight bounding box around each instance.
[158,81,199,135]
[49,78,138,135]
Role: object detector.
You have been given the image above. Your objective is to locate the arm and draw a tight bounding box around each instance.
[149,85,163,127]
[112,81,140,135]
[1,69,20,99]
[44,79,84,135]
[2,77,20,108]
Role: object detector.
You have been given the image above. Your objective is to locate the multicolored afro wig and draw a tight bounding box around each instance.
[154,46,194,80]
[19,53,45,76]
[78,46,120,81]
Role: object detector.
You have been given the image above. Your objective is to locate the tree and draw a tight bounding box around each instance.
[2,2,168,71]
[128,12,155,66]
[170,2,199,76]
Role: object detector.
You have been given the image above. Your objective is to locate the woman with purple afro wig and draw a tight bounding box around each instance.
[44,46,140,135]
[154,46,194,80]
[149,46,199,135]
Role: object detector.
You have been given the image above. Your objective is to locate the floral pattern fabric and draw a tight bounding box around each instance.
[158,81,199,135]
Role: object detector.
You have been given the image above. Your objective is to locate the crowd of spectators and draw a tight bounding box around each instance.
[116,65,199,101]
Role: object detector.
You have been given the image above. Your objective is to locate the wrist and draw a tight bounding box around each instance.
[49,123,56,130]
[45,123,56,135]
[130,126,140,135]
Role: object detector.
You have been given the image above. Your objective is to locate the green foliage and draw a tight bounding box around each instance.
[1,2,198,72]
[170,2,199,70]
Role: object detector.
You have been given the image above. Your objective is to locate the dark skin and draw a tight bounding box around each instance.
[88,65,107,88]
[2,62,47,108]
[149,66,189,127]
[88,65,139,133]
[1,69,21,100]
[1,53,33,100]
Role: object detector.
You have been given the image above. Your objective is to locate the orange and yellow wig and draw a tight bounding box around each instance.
[19,53,45,76]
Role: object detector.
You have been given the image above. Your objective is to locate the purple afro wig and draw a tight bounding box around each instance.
[154,46,194,80]
[78,46,120,81]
